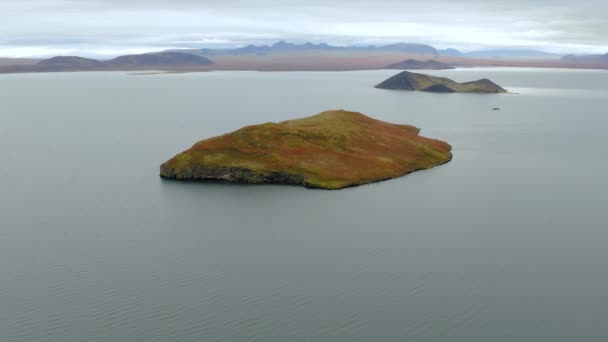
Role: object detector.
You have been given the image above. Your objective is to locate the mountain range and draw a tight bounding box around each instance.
[0,41,606,74]
[175,41,441,56]
[173,41,564,59]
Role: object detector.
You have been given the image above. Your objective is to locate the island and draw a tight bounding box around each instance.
[105,52,214,68]
[160,110,452,189]
[0,52,214,73]
[385,59,454,70]
[375,71,507,93]
[37,56,105,69]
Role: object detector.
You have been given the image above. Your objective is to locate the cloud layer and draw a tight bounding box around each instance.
[1,0,607,57]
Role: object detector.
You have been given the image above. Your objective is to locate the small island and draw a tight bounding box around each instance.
[160,110,452,189]
[385,59,454,70]
[375,71,507,93]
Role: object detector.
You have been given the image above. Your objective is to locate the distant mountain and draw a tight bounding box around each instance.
[270,41,334,51]
[385,59,454,70]
[230,44,272,55]
[438,48,464,57]
[106,52,214,67]
[463,49,562,59]
[37,56,104,68]
[188,41,340,56]
[179,41,440,57]
[562,53,608,64]
[562,54,586,61]
[379,43,438,54]
[183,43,561,59]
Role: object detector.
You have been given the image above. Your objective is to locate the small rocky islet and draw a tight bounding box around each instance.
[375,71,507,93]
[160,110,452,189]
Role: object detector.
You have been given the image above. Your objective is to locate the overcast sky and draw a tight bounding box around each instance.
[1,0,607,58]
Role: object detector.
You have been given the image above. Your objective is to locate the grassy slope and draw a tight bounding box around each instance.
[161,110,452,189]
[411,74,505,93]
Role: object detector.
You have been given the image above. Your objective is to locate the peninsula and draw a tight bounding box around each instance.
[160,110,452,189]
[375,71,507,93]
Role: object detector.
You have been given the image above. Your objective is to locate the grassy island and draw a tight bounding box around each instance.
[160,110,452,189]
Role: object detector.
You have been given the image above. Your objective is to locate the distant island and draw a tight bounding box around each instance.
[37,56,105,68]
[375,71,507,93]
[105,52,214,68]
[160,110,452,189]
[385,59,454,70]
[0,52,214,73]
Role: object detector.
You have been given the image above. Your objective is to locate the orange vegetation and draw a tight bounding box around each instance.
[160,110,452,189]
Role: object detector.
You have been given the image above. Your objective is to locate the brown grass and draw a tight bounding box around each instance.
[162,110,452,189]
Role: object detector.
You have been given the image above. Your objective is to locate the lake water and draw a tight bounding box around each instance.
[1,68,607,341]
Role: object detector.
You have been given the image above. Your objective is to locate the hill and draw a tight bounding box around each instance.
[375,71,506,93]
[37,56,104,68]
[106,52,214,67]
[0,52,215,73]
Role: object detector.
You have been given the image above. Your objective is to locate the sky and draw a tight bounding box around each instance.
[1,0,607,58]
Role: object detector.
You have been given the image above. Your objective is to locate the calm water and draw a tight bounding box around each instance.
[1,68,607,341]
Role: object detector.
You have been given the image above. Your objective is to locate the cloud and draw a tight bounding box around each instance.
[1,0,607,57]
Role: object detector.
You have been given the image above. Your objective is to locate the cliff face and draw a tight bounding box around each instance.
[160,110,452,189]
[161,166,306,185]
[375,71,507,93]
